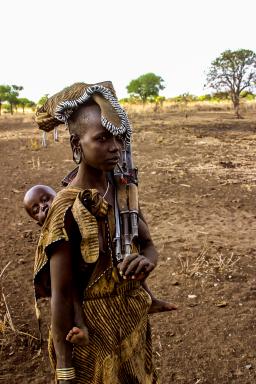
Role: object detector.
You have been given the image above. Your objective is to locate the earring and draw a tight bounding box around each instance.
[73,147,82,164]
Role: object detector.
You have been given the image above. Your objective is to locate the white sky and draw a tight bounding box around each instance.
[1,0,256,102]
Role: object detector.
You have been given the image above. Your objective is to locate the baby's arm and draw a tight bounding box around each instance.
[63,209,89,347]
[73,290,86,328]
[65,281,89,347]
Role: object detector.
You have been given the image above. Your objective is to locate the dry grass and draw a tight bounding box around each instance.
[123,99,256,115]
[0,262,39,343]
[29,138,41,151]
[178,246,240,278]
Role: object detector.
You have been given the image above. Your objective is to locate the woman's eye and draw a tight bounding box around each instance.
[116,135,123,143]
[98,136,107,142]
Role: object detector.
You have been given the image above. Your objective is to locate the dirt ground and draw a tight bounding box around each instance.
[0,109,256,384]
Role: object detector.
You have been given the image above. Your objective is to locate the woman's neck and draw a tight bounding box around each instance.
[69,163,108,192]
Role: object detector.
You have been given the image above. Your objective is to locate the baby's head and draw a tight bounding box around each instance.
[24,185,56,226]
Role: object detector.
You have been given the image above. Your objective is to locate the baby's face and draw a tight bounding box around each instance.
[24,186,56,226]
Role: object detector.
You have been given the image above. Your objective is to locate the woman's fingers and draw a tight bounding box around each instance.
[132,258,148,275]
[131,272,145,280]
[118,254,156,278]
[124,257,143,276]
[133,259,154,276]
[117,253,138,275]
[144,262,155,273]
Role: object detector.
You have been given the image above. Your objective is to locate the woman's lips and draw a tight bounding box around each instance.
[106,157,120,163]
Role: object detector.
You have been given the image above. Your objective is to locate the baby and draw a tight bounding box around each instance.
[23,184,89,346]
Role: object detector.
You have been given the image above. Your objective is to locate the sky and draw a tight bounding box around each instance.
[1,0,256,102]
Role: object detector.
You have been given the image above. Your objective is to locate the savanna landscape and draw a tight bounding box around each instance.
[0,100,256,383]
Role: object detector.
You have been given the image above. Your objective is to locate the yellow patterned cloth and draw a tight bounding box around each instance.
[34,187,107,299]
[35,187,159,383]
[73,281,159,384]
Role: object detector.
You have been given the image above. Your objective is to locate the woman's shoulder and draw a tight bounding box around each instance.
[55,185,83,201]
[38,186,81,234]
[50,186,82,210]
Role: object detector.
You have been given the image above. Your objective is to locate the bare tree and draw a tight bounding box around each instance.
[206,49,256,118]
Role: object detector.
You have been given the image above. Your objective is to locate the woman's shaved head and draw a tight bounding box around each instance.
[67,101,101,137]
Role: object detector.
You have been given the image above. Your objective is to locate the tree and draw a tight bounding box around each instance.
[37,94,49,106]
[18,98,36,113]
[212,91,230,101]
[0,85,11,115]
[126,73,165,103]
[172,93,197,103]
[197,94,212,102]
[5,85,23,114]
[206,49,256,118]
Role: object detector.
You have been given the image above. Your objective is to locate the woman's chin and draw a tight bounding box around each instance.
[105,166,116,172]
[103,163,118,171]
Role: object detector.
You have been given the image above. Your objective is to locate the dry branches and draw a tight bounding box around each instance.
[0,261,38,341]
[178,245,240,278]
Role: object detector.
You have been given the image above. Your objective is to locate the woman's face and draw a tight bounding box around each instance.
[75,106,123,171]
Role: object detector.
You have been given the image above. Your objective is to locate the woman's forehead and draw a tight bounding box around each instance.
[87,123,109,135]
[79,117,111,137]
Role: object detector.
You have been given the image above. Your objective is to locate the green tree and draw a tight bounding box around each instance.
[2,103,11,113]
[240,90,256,101]
[172,93,197,103]
[212,91,230,102]
[37,94,49,106]
[5,85,23,114]
[197,94,212,102]
[126,73,165,103]
[18,98,36,113]
[0,85,11,115]
[206,49,256,118]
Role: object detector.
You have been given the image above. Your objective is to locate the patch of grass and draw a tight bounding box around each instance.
[0,262,39,349]
[29,138,40,151]
[178,246,240,278]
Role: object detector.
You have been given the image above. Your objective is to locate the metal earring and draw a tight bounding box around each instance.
[73,147,82,164]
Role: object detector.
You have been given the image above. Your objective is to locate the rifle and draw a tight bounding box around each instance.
[114,143,139,262]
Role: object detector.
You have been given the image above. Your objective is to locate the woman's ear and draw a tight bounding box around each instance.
[70,134,83,165]
[70,134,80,151]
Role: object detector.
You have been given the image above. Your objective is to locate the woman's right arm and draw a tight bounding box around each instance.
[50,240,74,383]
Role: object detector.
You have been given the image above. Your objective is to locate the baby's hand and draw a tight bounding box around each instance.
[117,253,155,280]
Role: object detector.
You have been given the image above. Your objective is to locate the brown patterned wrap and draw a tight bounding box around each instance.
[34,81,132,142]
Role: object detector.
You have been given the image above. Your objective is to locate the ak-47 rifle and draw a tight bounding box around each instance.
[114,143,139,262]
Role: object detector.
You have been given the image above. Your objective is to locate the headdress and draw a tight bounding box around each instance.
[34,81,132,142]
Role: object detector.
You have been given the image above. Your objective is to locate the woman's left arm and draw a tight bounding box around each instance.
[50,241,74,370]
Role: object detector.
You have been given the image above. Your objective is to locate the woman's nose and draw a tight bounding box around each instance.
[109,137,120,152]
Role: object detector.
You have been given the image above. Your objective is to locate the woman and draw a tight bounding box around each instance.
[34,82,159,383]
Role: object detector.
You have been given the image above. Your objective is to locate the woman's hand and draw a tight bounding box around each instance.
[117,253,156,280]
